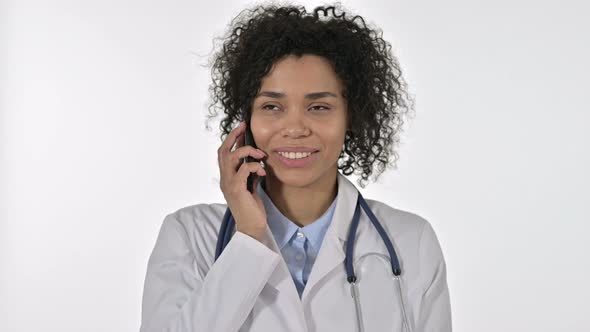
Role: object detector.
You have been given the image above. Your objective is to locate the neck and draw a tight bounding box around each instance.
[263,171,338,228]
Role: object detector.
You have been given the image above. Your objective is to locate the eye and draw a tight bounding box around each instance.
[262,104,280,111]
[310,105,330,111]
[261,104,330,112]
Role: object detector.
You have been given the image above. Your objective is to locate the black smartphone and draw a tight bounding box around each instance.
[242,118,258,194]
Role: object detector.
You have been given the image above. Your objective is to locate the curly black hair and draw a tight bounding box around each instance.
[204,1,415,188]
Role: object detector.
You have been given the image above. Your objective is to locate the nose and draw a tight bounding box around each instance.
[281,111,311,138]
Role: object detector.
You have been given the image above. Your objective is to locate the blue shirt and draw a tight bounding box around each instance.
[258,182,337,298]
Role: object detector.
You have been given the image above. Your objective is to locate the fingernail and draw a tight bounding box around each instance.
[257,149,266,156]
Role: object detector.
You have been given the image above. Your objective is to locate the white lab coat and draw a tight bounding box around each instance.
[140,172,452,332]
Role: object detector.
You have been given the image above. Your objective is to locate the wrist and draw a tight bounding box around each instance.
[237,226,266,242]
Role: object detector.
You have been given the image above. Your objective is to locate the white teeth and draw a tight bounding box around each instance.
[278,151,313,159]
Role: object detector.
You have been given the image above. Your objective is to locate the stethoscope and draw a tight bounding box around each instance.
[214,186,412,332]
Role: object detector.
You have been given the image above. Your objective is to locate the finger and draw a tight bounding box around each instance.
[235,146,266,161]
[235,147,266,171]
[232,127,245,152]
[220,147,265,190]
[236,161,266,188]
[218,121,246,177]
[252,169,265,195]
[220,121,245,154]
[228,147,266,174]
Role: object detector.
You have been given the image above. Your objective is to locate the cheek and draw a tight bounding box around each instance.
[321,124,346,142]
[250,119,273,147]
[318,132,346,158]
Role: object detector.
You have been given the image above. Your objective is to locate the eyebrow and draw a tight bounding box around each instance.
[256,91,338,100]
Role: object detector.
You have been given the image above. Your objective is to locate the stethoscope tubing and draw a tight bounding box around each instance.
[216,192,402,277]
[214,190,409,332]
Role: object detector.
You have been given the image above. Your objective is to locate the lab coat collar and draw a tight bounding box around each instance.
[254,171,360,302]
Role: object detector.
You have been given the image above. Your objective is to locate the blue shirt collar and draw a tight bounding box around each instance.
[256,180,337,252]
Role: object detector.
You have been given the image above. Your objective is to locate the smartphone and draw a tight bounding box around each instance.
[241,117,259,194]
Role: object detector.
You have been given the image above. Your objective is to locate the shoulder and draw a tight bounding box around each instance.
[164,202,229,237]
[363,197,431,236]
[156,202,228,261]
[362,197,443,257]
[167,202,228,229]
[362,198,448,291]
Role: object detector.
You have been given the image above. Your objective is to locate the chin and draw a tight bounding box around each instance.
[267,169,323,187]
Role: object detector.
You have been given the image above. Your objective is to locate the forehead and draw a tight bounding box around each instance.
[258,54,343,95]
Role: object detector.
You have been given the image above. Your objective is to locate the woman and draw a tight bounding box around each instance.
[140,3,451,332]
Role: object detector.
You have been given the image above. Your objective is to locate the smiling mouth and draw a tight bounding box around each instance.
[276,151,318,159]
[274,151,318,168]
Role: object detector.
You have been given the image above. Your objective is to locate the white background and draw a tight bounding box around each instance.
[1,0,588,331]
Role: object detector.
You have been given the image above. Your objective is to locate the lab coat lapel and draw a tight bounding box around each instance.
[252,182,304,301]
[301,172,359,302]
[250,217,300,298]
[261,223,299,294]
[233,219,309,331]
[253,172,360,302]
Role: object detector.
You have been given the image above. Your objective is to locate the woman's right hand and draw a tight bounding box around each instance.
[217,121,268,241]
